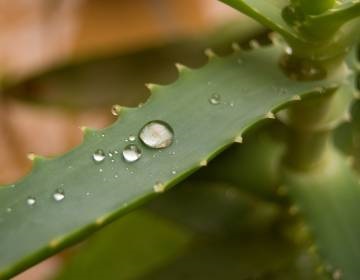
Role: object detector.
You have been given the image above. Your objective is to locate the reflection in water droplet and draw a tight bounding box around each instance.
[209,93,221,105]
[53,189,65,202]
[122,144,142,162]
[27,197,36,206]
[111,105,121,116]
[93,149,106,163]
[139,121,174,149]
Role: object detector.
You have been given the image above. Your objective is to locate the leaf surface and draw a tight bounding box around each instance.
[0,45,340,278]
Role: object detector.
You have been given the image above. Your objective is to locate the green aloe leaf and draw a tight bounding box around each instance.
[55,210,193,280]
[308,2,360,28]
[0,45,341,279]
[220,0,304,43]
[284,147,360,280]
[56,182,320,280]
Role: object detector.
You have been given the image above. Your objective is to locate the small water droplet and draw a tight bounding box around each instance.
[209,93,221,105]
[108,152,113,158]
[101,133,105,138]
[85,192,91,196]
[114,174,119,178]
[128,135,136,142]
[6,207,12,213]
[27,197,36,206]
[229,101,235,107]
[99,168,103,173]
[53,189,65,202]
[122,144,142,162]
[171,170,177,175]
[139,121,174,149]
[93,149,105,163]
[111,104,121,116]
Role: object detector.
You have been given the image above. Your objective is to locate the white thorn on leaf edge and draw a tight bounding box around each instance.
[204,48,216,58]
[266,112,276,119]
[175,63,188,72]
[234,135,243,143]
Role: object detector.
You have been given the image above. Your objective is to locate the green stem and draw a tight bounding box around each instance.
[297,0,335,15]
[280,81,350,170]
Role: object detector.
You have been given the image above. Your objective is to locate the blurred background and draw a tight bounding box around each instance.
[0,0,263,185]
[0,1,271,279]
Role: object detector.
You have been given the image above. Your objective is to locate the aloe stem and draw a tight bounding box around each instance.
[280,66,350,170]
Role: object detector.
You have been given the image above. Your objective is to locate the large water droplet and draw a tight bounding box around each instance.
[139,121,174,149]
[27,197,36,206]
[93,149,106,163]
[53,189,65,202]
[209,93,221,105]
[122,144,142,162]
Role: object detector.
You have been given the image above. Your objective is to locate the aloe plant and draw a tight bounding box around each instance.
[1,1,360,279]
